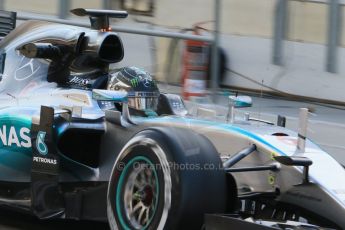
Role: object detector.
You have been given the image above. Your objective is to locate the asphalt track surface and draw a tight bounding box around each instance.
[0,209,109,230]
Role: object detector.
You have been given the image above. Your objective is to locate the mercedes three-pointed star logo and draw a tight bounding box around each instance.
[14,57,41,81]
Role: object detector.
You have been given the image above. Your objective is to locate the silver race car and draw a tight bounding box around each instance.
[0,8,343,230]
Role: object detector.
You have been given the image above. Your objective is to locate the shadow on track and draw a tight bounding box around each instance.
[0,209,109,230]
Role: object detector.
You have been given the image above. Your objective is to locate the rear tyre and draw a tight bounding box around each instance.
[107,127,227,230]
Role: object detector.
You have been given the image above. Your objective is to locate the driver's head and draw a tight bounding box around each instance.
[108,66,159,112]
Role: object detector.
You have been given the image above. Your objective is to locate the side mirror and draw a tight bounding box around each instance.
[92,89,128,102]
[227,95,252,123]
[229,95,252,108]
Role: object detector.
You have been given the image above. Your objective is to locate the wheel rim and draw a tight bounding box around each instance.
[116,156,159,230]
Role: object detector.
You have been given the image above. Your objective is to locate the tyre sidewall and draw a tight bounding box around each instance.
[107,128,226,230]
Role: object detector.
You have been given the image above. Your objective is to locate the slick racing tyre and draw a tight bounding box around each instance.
[107,127,227,230]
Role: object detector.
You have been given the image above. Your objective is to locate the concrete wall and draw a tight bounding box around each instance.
[4,0,102,15]
[155,0,275,37]
[222,0,275,37]
[70,0,102,10]
[288,0,328,44]
[4,0,59,14]
[154,0,345,103]
[222,34,345,103]
[155,0,212,29]
[159,31,345,103]
[155,0,332,43]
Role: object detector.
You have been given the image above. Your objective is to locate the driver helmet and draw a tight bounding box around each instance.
[107,66,159,112]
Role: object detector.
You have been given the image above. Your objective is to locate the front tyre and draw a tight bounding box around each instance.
[107,127,227,230]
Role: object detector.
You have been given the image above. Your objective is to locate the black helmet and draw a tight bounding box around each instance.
[107,66,159,111]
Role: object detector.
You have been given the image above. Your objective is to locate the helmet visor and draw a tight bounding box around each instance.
[127,91,159,111]
[128,97,158,111]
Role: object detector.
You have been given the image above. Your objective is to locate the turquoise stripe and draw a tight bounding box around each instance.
[116,156,159,230]
[139,116,286,156]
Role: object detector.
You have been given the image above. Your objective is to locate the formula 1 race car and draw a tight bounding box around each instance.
[0,8,344,230]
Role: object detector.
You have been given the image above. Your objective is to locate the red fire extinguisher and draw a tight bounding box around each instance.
[182,27,209,100]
